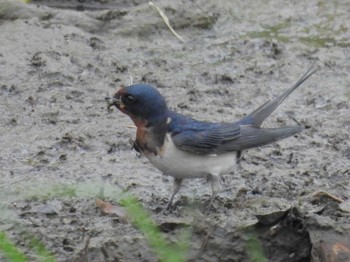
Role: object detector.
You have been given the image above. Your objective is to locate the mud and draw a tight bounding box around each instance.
[0,0,349,261]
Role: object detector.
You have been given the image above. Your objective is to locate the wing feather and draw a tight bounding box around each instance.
[169,113,240,154]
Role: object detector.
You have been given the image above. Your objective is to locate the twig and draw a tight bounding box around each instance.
[125,125,137,129]
[149,2,186,43]
[312,190,344,203]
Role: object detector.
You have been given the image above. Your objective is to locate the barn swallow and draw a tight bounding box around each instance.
[108,65,316,209]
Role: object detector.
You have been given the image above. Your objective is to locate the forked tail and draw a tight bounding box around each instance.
[238,64,317,127]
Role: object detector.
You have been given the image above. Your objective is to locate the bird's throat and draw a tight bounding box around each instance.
[135,120,168,156]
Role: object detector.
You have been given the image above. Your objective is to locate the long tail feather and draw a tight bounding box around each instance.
[238,64,317,127]
[225,125,303,151]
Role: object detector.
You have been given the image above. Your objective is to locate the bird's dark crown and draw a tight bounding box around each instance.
[115,84,168,125]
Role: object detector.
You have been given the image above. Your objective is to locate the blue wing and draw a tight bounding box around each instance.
[168,112,240,154]
[169,111,301,154]
[168,65,316,155]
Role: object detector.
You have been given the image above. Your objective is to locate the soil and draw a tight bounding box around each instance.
[0,0,349,261]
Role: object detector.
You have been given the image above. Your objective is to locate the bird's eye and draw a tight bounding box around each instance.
[122,94,136,104]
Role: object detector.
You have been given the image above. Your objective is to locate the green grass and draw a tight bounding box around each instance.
[48,185,78,198]
[27,235,55,262]
[244,21,291,43]
[0,183,188,262]
[0,231,27,262]
[0,231,57,262]
[245,231,268,262]
[121,196,188,262]
[0,181,274,262]
[243,19,350,48]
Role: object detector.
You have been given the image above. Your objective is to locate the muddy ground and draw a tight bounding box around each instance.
[0,0,349,261]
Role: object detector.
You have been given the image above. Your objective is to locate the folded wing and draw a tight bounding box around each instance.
[170,65,316,155]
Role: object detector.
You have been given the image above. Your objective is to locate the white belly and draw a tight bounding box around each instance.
[144,134,237,179]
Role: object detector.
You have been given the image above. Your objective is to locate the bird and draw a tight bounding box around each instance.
[108,65,317,210]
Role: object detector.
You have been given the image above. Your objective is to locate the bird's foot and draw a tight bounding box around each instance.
[163,200,177,215]
[209,194,217,207]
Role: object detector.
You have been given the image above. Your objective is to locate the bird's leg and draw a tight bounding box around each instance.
[209,174,221,205]
[236,150,242,165]
[166,177,183,210]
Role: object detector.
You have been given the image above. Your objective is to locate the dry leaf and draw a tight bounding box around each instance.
[95,199,129,223]
[312,241,350,262]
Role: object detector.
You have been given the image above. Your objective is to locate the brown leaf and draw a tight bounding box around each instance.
[95,199,129,223]
[312,241,350,262]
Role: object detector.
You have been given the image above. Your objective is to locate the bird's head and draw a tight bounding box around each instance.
[110,84,168,127]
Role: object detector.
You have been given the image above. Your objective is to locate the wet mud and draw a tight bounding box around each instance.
[0,0,349,261]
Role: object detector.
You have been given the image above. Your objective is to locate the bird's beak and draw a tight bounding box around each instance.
[106,96,124,110]
[106,86,128,111]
